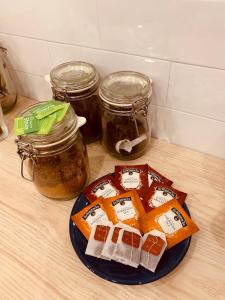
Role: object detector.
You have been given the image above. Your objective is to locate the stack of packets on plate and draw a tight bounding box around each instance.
[71,164,199,272]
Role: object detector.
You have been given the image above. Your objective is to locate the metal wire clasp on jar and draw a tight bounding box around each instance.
[99,71,152,160]
[15,102,89,200]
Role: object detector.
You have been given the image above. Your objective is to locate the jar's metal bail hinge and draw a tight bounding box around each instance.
[131,98,150,136]
[15,138,37,182]
[52,87,70,102]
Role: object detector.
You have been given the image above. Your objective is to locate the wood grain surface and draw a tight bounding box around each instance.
[0,97,225,300]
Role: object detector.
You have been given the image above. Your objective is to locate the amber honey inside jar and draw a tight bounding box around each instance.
[50,61,102,144]
[16,102,89,200]
[99,71,152,160]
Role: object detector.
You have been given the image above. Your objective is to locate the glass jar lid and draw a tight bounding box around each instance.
[50,61,99,93]
[16,102,78,152]
[99,71,152,108]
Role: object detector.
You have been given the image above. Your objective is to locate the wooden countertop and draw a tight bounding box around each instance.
[1,97,225,300]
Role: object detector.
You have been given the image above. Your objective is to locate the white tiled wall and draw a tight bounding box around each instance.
[0,0,225,159]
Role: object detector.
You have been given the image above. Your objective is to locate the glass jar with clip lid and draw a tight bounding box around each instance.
[15,102,89,200]
[99,71,152,160]
[49,61,102,144]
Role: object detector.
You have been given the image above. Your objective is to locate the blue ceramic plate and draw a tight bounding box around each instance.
[69,177,191,285]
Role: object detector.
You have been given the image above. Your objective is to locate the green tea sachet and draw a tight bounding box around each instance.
[34,101,64,120]
[14,115,39,135]
[37,113,57,135]
[14,101,71,136]
[56,103,70,122]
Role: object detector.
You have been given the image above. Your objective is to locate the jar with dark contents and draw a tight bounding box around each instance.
[0,47,17,113]
[99,71,152,160]
[50,61,102,144]
[16,103,89,200]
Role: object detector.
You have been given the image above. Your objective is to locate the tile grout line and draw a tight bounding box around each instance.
[95,0,102,49]
[10,68,43,78]
[1,31,225,72]
[165,61,172,106]
[151,103,225,124]
[46,41,54,72]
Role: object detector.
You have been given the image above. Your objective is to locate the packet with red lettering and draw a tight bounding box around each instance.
[140,229,167,272]
[140,199,199,249]
[114,164,148,200]
[84,174,121,203]
[103,191,145,230]
[113,226,142,268]
[85,224,112,259]
[71,198,110,239]
[143,181,187,212]
[147,165,173,187]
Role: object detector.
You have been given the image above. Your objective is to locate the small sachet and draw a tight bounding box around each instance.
[147,165,173,187]
[84,174,121,203]
[103,191,145,230]
[71,198,109,240]
[14,115,39,135]
[140,199,199,249]
[85,224,112,260]
[143,182,187,212]
[101,222,130,260]
[34,101,64,120]
[114,164,148,200]
[113,226,142,268]
[140,229,167,272]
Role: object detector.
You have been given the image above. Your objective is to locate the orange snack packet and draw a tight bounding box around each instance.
[140,199,199,249]
[71,198,110,240]
[103,191,145,230]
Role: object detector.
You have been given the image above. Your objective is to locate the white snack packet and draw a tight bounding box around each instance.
[113,226,142,268]
[85,222,112,260]
[102,222,131,260]
[140,229,167,272]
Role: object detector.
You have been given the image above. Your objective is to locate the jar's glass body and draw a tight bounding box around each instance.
[99,71,152,160]
[53,88,102,144]
[16,102,89,200]
[28,132,88,200]
[0,47,17,113]
[101,106,151,160]
[0,103,8,141]
[50,61,102,144]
